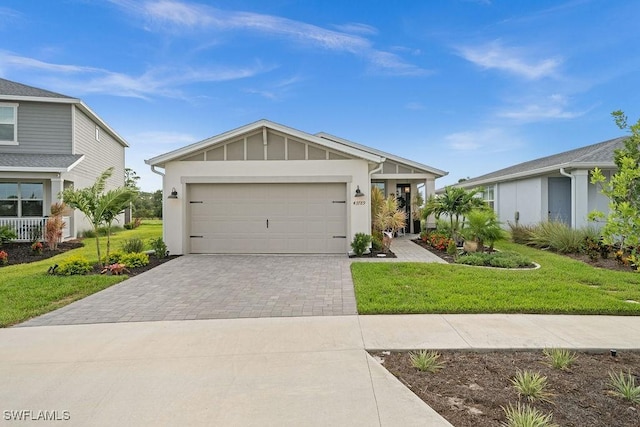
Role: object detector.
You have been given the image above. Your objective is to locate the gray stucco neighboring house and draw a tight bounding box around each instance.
[0,78,128,240]
[447,137,626,229]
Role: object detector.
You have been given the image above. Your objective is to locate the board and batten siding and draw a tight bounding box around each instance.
[72,107,125,190]
[0,101,72,154]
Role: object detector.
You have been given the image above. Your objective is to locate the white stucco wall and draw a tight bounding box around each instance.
[162,159,371,255]
[497,177,543,227]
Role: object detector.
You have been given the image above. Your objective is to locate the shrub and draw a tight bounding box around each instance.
[121,237,144,253]
[0,225,17,244]
[57,256,92,276]
[0,250,8,265]
[456,251,533,268]
[120,252,149,268]
[543,348,577,371]
[351,233,372,256]
[149,237,168,258]
[501,402,558,427]
[45,215,65,250]
[446,239,457,256]
[508,222,536,245]
[409,350,444,373]
[371,234,383,252]
[424,232,454,251]
[103,251,123,265]
[123,223,134,230]
[608,370,640,403]
[81,229,96,238]
[527,221,586,253]
[511,370,553,403]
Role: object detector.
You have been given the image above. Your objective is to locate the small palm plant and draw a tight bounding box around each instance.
[501,402,558,427]
[409,350,444,373]
[461,208,505,252]
[543,348,577,371]
[608,370,640,403]
[511,370,553,403]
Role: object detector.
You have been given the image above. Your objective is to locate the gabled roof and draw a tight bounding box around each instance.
[146,119,386,166]
[453,136,626,189]
[316,132,447,177]
[0,78,128,148]
[0,78,74,99]
[0,153,84,172]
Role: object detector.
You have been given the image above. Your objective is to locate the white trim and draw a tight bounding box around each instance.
[372,173,435,180]
[454,162,617,189]
[145,119,384,166]
[316,132,448,177]
[0,102,19,145]
[180,175,353,184]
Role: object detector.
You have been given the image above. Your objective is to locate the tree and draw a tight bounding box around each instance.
[124,167,140,190]
[423,186,484,240]
[461,208,505,252]
[590,110,640,263]
[61,167,137,267]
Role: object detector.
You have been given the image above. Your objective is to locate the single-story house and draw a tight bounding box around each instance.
[448,137,625,229]
[145,119,447,255]
[0,78,128,240]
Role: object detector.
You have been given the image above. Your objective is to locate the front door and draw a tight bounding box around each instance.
[396,184,411,233]
[548,177,571,226]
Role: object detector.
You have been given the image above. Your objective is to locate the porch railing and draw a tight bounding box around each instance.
[0,217,50,242]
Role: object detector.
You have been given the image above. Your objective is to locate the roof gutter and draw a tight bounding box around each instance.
[559,167,575,227]
[150,165,165,177]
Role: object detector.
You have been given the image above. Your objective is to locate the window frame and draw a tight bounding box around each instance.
[481,185,495,209]
[95,125,101,141]
[0,102,18,145]
[0,182,44,217]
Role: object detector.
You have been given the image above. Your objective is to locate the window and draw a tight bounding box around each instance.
[481,185,495,209]
[0,103,17,144]
[95,125,101,141]
[0,182,43,217]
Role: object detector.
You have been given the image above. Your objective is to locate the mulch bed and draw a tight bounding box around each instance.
[0,240,85,266]
[0,240,178,276]
[373,349,640,427]
[349,249,397,259]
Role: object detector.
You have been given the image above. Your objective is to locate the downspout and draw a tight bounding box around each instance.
[368,161,385,237]
[150,165,165,177]
[559,167,574,227]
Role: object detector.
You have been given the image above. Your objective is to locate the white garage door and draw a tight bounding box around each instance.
[189,183,347,254]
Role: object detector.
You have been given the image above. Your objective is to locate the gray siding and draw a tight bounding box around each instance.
[0,102,72,154]
[71,107,125,191]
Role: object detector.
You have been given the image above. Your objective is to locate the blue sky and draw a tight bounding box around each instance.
[2,0,640,191]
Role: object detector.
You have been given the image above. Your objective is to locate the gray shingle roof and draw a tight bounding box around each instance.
[0,153,84,170]
[456,136,627,187]
[0,78,73,99]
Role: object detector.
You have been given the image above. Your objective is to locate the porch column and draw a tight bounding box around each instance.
[424,177,436,228]
[51,178,64,208]
[573,169,589,229]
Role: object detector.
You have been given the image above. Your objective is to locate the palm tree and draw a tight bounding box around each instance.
[423,186,484,240]
[461,208,505,252]
[61,167,137,267]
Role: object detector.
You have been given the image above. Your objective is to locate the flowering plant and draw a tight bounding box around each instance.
[31,241,43,253]
[0,250,8,264]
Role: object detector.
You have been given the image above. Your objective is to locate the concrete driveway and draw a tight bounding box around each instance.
[20,255,356,327]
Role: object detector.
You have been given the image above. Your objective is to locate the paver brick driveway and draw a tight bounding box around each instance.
[20,255,357,327]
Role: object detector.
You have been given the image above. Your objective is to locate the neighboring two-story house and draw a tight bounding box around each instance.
[0,78,128,240]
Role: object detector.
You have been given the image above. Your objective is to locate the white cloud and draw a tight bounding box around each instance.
[332,22,378,36]
[445,128,523,152]
[0,51,270,99]
[111,0,428,76]
[498,94,588,122]
[456,40,561,80]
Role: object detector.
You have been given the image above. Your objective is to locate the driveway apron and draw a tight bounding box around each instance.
[19,255,356,327]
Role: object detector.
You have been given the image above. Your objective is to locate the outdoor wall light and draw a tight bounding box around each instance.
[354,185,364,197]
[167,187,178,199]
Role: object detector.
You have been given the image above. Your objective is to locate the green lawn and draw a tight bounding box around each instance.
[352,241,640,315]
[0,221,163,327]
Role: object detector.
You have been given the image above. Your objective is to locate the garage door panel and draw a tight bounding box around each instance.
[189,183,346,254]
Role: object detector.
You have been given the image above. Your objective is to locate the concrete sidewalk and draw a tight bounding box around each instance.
[2,315,639,426]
